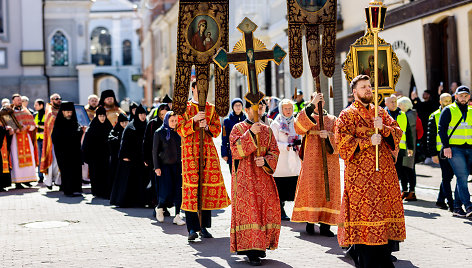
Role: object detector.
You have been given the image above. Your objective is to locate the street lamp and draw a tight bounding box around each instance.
[365,0,387,171]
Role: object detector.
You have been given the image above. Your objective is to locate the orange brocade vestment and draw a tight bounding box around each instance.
[40,105,59,174]
[335,101,406,247]
[229,121,281,253]
[292,109,341,225]
[13,108,38,168]
[176,101,230,212]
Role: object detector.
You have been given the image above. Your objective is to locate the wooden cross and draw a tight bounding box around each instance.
[213,17,286,120]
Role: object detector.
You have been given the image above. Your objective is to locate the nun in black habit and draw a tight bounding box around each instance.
[0,125,12,191]
[107,113,128,195]
[51,102,83,197]
[82,106,113,199]
[110,105,149,207]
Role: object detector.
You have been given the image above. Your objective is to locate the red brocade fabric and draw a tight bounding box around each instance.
[229,121,281,252]
[335,101,406,247]
[176,101,230,212]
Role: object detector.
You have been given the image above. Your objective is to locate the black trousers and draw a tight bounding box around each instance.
[185,210,211,233]
[437,155,454,205]
[349,244,394,268]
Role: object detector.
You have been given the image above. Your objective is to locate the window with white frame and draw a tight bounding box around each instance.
[51,31,69,66]
[0,0,8,41]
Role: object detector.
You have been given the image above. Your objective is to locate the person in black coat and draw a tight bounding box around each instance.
[82,106,113,199]
[221,98,246,173]
[0,125,12,191]
[51,102,83,197]
[143,103,170,207]
[152,111,185,225]
[110,105,149,207]
[107,113,128,196]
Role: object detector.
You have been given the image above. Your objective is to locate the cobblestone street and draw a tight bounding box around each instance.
[1,139,472,267]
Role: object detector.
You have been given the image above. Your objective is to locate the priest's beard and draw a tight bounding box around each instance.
[104,103,115,109]
[358,95,373,104]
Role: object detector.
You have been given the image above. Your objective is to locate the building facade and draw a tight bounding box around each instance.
[0,0,143,107]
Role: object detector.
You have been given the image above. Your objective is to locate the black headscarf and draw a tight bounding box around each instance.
[131,105,147,130]
[99,89,119,107]
[162,94,172,104]
[53,102,81,144]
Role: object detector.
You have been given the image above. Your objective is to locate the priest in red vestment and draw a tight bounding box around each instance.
[292,92,341,237]
[229,101,281,266]
[176,81,230,241]
[9,94,38,188]
[40,94,62,188]
[335,75,406,267]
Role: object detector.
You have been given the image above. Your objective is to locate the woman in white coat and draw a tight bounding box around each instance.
[270,99,302,220]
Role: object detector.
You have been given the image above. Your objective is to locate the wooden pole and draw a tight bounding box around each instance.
[374,31,379,171]
[315,76,330,201]
[252,104,260,156]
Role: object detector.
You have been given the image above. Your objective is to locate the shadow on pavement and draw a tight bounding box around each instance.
[403,209,441,220]
[395,259,420,268]
[402,200,436,209]
[283,221,355,267]
[188,237,294,267]
[44,190,85,204]
[0,187,39,196]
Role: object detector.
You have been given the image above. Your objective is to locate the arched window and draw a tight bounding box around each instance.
[90,27,111,66]
[122,39,132,65]
[51,31,69,66]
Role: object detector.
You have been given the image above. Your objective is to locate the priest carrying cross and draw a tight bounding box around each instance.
[214,17,286,266]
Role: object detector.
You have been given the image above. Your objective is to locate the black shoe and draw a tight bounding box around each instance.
[248,256,262,266]
[163,207,171,217]
[188,230,198,241]
[46,185,53,190]
[15,183,25,189]
[448,203,454,212]
[23,182,32,187]
[199,228,213,238]
[320,224,335,237]
[435,202,448,210]
[391,255,398,262]
[38,179,44,183]
[306,223,315,235]
[453,208,466,218]
[466,207,472,218]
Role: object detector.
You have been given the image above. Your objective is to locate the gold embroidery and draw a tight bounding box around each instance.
[230,223,281,233]
[293,207,340,214]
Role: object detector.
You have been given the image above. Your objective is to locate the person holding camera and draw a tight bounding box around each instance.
[438,86,472,218]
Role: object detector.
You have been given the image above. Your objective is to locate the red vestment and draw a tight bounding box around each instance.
[335,101,406,247]
[40,104,59,174]
[292,109,341,225]
[176,101,230,212]
[229,121,281,253]
[13,108,38,168]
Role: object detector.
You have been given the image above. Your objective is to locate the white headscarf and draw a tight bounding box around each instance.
[275,99,295,136]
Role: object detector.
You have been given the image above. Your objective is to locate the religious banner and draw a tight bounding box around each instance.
[286,0,338,201]
[173,0,229,117]
[286,0,337,79]
[342,30,401,105]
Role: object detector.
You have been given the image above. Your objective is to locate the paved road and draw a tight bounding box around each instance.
[1,138,471,267]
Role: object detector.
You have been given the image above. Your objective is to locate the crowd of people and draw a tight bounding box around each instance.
[1,76,471,267]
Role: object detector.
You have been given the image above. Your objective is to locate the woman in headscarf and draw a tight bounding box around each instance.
[128,102,138,121]
[152,111,185,225]
[107,113,129,195]
[51,102,83,197]
[143,103,170,209]
[82,106,113,199]
[221,98,246,173]
[110,105,149,207]
[270,99,302,220]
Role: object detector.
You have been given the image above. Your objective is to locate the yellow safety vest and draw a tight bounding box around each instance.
[34,112,45,140]
[431,109,443,151]
[397,111,407,150]
[448,102,472,145]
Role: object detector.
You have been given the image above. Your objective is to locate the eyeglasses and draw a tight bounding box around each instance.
[53,98,62,101]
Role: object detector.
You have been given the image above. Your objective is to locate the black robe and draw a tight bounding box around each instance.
[82,118,113,198]
[107,124,124,197]
[0,126,12,189]
[52,113,83,195]
[152,125,182,207]
[110,118,149,207]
